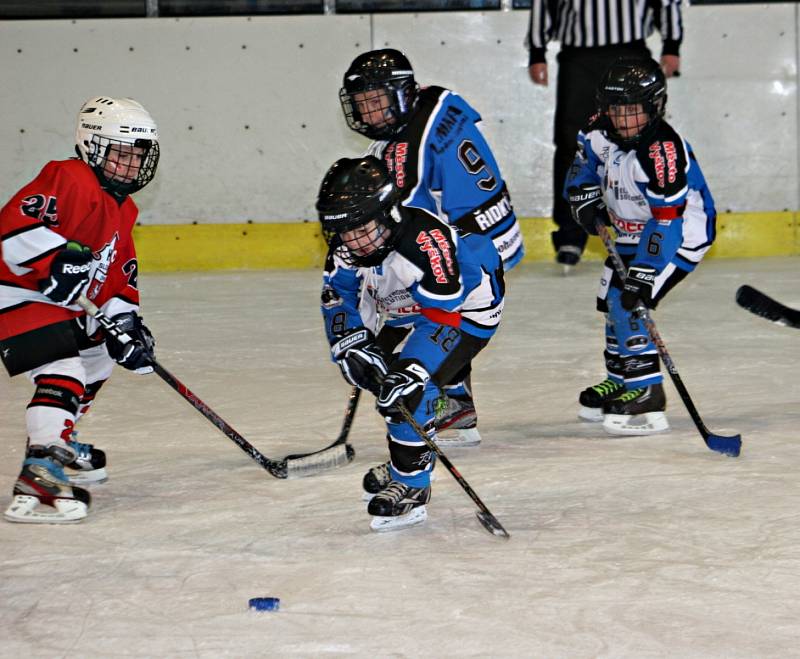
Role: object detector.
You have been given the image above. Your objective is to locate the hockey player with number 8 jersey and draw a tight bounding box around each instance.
[565,56,717,436]
[317,156,504,532]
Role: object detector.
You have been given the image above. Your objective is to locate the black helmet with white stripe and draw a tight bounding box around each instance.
[340,49,418,140]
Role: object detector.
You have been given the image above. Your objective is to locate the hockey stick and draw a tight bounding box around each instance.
[595,223,742,457]
[76,295,354,478]
[735,285,800,329]
[397,403,510,539]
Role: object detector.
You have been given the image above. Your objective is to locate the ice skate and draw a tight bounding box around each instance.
[602,383,669,436]
[556,245,582,276]
[362,461,391,501]
[434,393,481,447]
[5,449,91,524]
[63,432,108,485]
[368,480,431,532]
[578,377,625,422]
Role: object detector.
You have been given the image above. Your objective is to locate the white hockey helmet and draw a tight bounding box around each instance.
[75,96,160,194]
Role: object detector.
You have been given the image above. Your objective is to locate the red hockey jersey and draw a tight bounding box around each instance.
[0,159,141,341]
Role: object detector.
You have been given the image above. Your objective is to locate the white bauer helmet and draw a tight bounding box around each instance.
[75,96,160,195]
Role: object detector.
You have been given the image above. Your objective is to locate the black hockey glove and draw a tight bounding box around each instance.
[105,312,156,374]
[567,184,609,235]
[330,327,388,395]
[620,264,658,311]
[38,243,93,306]
[376,360,431,424]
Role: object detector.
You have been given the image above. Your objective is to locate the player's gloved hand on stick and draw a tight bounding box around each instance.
[567,184,610,235]
[38,242,93,306]
[330,327,388,395]
[621,264,658,311]
[376,360,430,424]
[105,312,156,374]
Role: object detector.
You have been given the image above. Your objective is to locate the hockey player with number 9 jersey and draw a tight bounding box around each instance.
[339,48,521,447]
[565,56,716,436]
[317,156,504,532]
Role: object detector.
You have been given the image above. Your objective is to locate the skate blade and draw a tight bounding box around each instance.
[369,506,427,532]
[4,495,88,524]
[66,467,108,485]
[433,428,481,448]
[603,412,669,436]
[578,406,604,422]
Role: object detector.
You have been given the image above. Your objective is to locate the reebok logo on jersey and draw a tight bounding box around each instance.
[416,229,454,284]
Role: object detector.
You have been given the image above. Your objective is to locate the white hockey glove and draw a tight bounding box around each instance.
[376,360,431,424]
[330,327,388,395]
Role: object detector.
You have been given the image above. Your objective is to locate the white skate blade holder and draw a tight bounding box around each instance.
[4,495,88,524]
[578,406,604,423]
[433,427,481,448]
[369,505,428,532]
[603,412,669,436]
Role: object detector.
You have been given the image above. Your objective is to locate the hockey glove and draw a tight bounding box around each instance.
[567,184,609,235]
[38,242,93,306]
[105,312,156,374]
[376,360,431,424]
[620,264,658,311]
[330,327,388,395]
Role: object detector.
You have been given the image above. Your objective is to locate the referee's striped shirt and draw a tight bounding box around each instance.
[526,0,683,65]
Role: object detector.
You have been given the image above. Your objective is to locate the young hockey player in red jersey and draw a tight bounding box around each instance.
[0,96,160,523]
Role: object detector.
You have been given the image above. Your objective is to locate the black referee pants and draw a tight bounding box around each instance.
[551,41,650,254]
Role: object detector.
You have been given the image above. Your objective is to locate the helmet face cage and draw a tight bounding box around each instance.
[597,58,667,148]
[321,209,398,268]
[85,135,159,195]
[75,96,160,195]
[340,49,418,140]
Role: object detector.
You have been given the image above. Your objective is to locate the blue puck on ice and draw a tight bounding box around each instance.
[249,597,280,611]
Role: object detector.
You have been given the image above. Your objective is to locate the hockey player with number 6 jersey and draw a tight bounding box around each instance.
[317,156,504,532]
[339,49,521,447]
[565,56,716,436]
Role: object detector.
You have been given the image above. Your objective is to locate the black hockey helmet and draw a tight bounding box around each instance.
[340,49,419,140]
[597,57,667,148]
[316,156,402,267]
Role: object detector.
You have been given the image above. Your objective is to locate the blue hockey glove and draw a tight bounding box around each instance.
[567,184,609,235]
[621,264,657,311]
[105,312,155,374]
[38,242,93,306]
[376,360,430,423]
[330,327,388,395]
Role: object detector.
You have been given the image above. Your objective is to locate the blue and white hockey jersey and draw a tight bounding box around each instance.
[367,86,524,271]
[566,117,716,273]
[321,207,504,378]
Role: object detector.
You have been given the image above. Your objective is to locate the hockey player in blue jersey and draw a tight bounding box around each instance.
[339,48,521,447]
[316,156,504,532]
[565,56,716,436]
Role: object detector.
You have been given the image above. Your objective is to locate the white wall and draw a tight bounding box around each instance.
[0,5,795,224]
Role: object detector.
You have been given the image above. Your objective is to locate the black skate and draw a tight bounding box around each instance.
[362,461,391,501]
[5,448,91,524]
[368,480,431,532]
[602,383,669,436]
[434,393,481,447]
[578,378,625,422]
[64,432,108,484]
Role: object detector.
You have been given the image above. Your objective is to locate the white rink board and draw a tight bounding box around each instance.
[0,4,797,223]
[1,258,799,656]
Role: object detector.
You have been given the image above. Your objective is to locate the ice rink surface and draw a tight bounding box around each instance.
[1,257,798,658]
